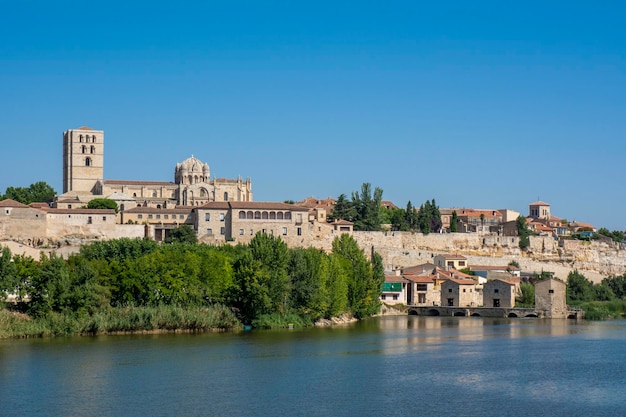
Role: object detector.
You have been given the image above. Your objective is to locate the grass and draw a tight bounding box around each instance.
[252,313,313,329]
[0,304,241,339]
[574,300,626,320]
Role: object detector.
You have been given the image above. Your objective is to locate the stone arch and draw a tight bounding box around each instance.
[408,310,418,316]
[269,211,276,220]
[277,212,284,220]
[454,311,466,317]
[471,312,481,317]
[524,313,538,318]
[85,157,92,166]
[285,212,292,220]
[254,211,261,219]
[239,211,246,219]
[247,211,253,219]
[508,313,518,318]
[262,212,269,219]
[427,309,440,316]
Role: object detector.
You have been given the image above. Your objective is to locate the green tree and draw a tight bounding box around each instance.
[567,270,594,303]
[87,198,118,212]
[351,183,383,231]
[450,210,458,232]
[328,193,355,222]
[516,216,531,250]
[405,201,418,231]
[2,181,56,204]
[164,224,198,244]
[230,251,272,323]
[249,232,290,315]
[603,275,626,299]
[0,247,17,301]
[517,281,535,306]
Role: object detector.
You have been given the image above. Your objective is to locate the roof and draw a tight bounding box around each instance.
[43,208,116,215]
[486,278,516,286]
[106,192,136,201]
[381,200,398,209]
[104,180,177,186]
[454,209,502,218]
[330,219,353,226]
[529,201,550,206]
[294,196,336,209]
[124,207,193,214]
[470,265,520,272]
[404,274,435,284]
[444,277,475,285]
[229,202,309,211]
[384,275,408,283]
[196,202,231,210]
[0,199,30,208]
[400,263,436,274]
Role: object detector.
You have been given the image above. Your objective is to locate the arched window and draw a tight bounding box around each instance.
[85,157,92,166]
[224,192,229,201]
[269,212,276,220]
[262,212,268,219]
[200,188,207,197]
[152,191,157,198]
[86,136,91,143]
[79,135,83,143]
[285,212,292,220]
[90,145,95,154]
[120,204,125,211]
[239,211,246,219]
[247,211,253,219]
[81,145,87,154]
[277,212,284,220]
[254,211,261,219]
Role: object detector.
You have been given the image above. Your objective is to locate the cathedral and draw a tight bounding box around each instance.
[56,126,253,210]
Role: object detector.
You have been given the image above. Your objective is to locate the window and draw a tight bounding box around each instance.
[219,213,225,221]
[90,145,95,154]
[416,284,427,291]
[297,227,302,236]
[282,227,287,235]
[493,299,500,307]
[156,214,161,219]
[152,191,157,198]
[102,216,106,221]
[220,227,225,235]
[392,294,399,300]
[180,215,185,219]
[459,261,465,267]
[381,294,387,300]
[148,214,153,219]
[494,289,499,294]
[239,211,246,219]
[207,228,212,235]
[187,215,192,220]
[164,214,169,219]
[68,205,72,209]
[448,288,452,293]
[447,298,454,306]
[549,289,554,294]
[87,216,92,224]
[418,293,426,303]
[239,229,244,235]
[82,145,87,153]
[463,289,466,293]
[250,229,253,235]
[138,214,143,219]
[223,192,228,201]
[205,213,210,221]
[85,157,92,166]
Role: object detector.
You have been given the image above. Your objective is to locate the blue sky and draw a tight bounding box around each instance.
[1,1,624,230]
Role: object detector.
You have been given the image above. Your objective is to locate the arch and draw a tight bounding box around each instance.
[247,211,253,219]
[453,311,466,317]
[92,136,96,143]
[81,145,87,153]
[120,204,125,211]
[194,175,199,184]
[223,192,228,201]
[254,211,261,219]
[90,145,95,154]
[79,134,83,142]
[200,188,207,197]
[471,312,481,317]
[269,212,276,219]
[427,309,440,316]
[524,314,538,318]
[567,313,578,319]
[239,211,246,219]
[156,204,162,209]
[85,157,92,166]
[262,211,269,219]
[508,313,518,318]
[188,175,193,184]
[285,212,292,220]
[408,310,418,316]
[277,212,284,220]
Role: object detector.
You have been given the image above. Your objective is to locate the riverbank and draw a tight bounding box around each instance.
[0,304,240,339]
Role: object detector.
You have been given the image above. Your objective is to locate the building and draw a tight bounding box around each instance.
[483,279,516,308]
[534,278,568,318]
[57,127,253,212]
[440,277,478,307]
[529,201,551,220]
[434,254,467,270]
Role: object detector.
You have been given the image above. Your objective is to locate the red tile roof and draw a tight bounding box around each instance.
[0,199,30,208]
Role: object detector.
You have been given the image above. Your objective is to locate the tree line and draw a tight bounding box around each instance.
[0,233,384,327]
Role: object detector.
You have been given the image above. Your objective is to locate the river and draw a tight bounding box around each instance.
[1,316,625,417]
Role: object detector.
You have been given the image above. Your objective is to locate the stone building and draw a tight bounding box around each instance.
[483,279,516,308]
[534,278,568,318]
[440,277,479,307]
[56,127,253,211]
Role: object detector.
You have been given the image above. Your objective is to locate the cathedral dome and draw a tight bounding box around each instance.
[175,155,210,185]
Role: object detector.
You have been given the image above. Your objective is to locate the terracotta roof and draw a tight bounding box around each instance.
[384,275,408,283]
[381,200,398,209]
[400,263,436,275]
[76,126,94,130]
[488,278,516,286]
[124,207,193,214]
[455,209,502,218]
[404,274,434,284]
[0,199,30,208]
[529,201,550,206]
[470,265,520,272]
[445,277,475,285]
[294,196,336,209]
[43,208,116,215]
[104,180,177,186]
[30,202,50,209]
[196,202,231,209]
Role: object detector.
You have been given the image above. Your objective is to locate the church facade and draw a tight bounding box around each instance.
[57,127,253,211]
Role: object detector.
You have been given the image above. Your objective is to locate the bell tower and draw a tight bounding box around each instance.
[62,126,104,194]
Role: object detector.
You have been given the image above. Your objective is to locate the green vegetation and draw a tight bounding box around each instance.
[567,270,626,319]
[516,282,535,307]
[0,233,384,338]
[1,181,56,204]
[164,224,198,244]
[87,198,119,212]
[596,227,625,243]
[516,216,531,250]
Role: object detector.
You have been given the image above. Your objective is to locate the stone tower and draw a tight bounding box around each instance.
[62,127,104,194]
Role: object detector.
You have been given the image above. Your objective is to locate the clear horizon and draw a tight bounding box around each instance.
[1,1,624,230]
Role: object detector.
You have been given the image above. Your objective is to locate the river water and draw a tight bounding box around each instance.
[1,316,625,417]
